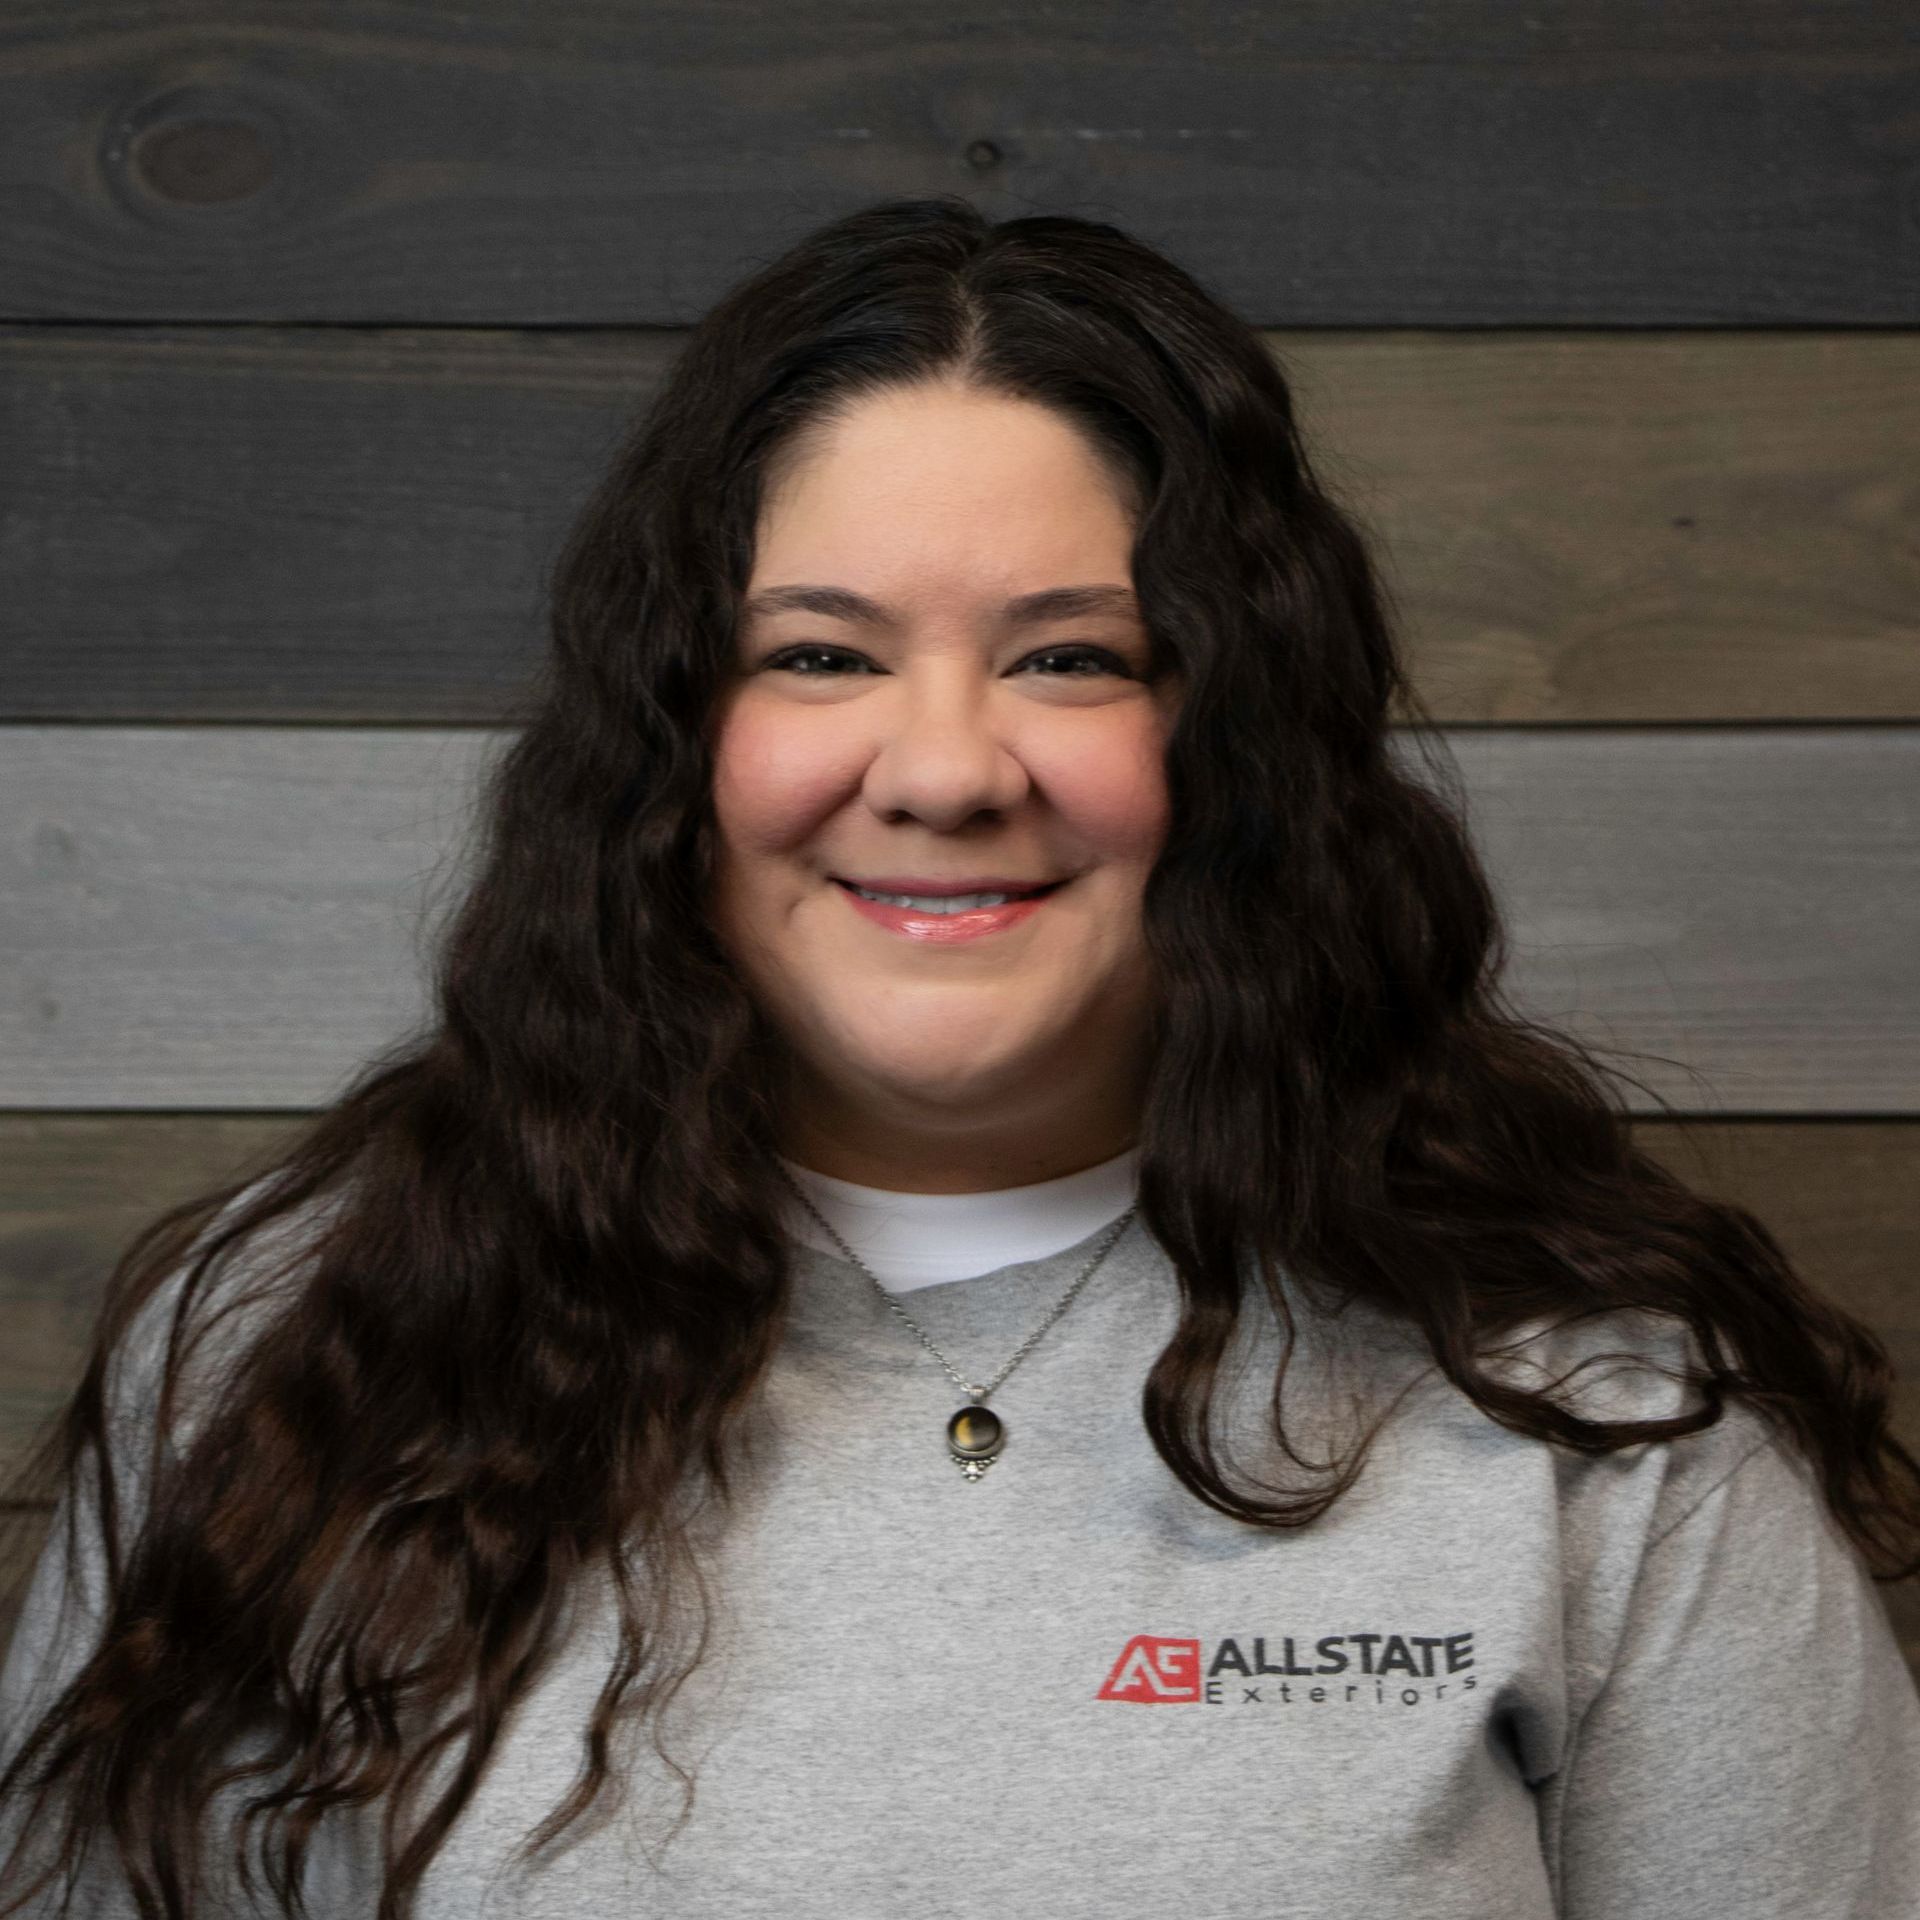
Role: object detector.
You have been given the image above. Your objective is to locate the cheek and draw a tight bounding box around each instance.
[1040,724,1170,865]
[710,703,848,856]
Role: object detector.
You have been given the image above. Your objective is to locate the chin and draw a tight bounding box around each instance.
[840,1030,1039,1102]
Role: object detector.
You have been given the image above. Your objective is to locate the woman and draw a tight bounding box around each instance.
[2,194,1916,1918]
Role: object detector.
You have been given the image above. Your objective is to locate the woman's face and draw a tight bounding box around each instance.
[707,378,1178,1182]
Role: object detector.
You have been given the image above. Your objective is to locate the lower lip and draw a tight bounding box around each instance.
[835,880,1062,943]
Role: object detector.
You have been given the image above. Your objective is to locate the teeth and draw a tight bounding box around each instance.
[848,885,1023,913]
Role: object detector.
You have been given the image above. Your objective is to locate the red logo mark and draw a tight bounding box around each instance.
[1097,1634,1202,1703]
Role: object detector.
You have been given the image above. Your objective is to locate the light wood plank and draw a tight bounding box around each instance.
[3,726,1916,1111]
[1284,332,1920,724]
[0,4,1914,325]
[3,328,1918,723]
[0,1113,310,1503]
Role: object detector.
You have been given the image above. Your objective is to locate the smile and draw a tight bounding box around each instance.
[832,877,1066,943]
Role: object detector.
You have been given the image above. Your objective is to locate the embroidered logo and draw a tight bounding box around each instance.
[1096,1635,1203,1703]
[1096,1630,1478,1708]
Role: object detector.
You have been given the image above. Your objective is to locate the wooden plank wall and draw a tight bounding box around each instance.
[2,4,1916,1694]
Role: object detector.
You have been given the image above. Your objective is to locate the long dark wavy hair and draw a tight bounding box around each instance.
[4,193,1916,1918]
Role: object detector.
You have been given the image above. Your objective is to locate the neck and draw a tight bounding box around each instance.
[773,1033,1150,1194]
[779,1107,1140,1194]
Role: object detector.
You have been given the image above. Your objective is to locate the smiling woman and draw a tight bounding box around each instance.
[710,380,1175,1194]
[1,195,1917,1920]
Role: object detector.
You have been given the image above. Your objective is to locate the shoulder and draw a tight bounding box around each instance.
[6,1173,346,1684]
[1475,1303,1783,1537]
[102,1170,347,1464]
[1471,1306,1851,1675]
[1459,1308,1887,1728]
[1263,1282,1784,1516]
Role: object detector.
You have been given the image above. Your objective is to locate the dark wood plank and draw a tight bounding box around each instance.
[0,327,675,722]
[4,327,1918,725]
[1,1115,1913,1676]
[6,725,1916,1111]
[0,3,1915,325]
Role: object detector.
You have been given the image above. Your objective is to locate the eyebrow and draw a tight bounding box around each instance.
[737,583,1141,629]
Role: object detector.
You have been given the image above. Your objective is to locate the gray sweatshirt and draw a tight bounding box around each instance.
[4,1199,1918,1917]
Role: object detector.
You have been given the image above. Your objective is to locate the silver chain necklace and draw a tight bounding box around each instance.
[774,1160,1138,1481]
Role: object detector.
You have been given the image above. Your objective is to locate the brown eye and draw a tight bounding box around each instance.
[761,643,1133,678]
[1022,646,1131,677]
[764,645,869,675]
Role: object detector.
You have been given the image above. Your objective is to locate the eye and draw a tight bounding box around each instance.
[761,644,871,676]
[760,643,1132,678]
[1021,645,1132,677]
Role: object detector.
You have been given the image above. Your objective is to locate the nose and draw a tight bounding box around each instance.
[857,659,1033,830]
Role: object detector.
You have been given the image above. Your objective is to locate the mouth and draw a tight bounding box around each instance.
[830,875,1069,942]
[831,877,1067,906]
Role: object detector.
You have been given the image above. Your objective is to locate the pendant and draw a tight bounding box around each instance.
[947,1402,1004,1481]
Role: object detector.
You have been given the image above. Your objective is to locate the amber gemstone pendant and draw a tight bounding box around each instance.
[947,1400,1004,1481]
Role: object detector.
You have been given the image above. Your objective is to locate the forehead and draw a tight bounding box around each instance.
[745,384,1142,609]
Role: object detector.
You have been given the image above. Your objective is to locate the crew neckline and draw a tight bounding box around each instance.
[774,1144,1141,1291]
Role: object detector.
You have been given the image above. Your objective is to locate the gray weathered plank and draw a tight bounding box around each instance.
[1,726,1916,1111]
[1,726,492,1108]
[1442,727,1920,1114]
[0,3,1915,325]
[4,327,1919,725]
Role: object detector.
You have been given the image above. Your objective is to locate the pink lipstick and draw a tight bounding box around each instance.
[834,878,1064,944]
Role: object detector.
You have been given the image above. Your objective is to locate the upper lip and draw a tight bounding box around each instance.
[834,875,1064,896]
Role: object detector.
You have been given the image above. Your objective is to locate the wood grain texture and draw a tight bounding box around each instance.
[1441,727,1920,1114]
[1,1114,1913,1675]
[2,725,495,1107]
[1285,333,1920,724]
[4,724,1916,1111]
[0,326,671,722]
[4,327,1918,723]
[0,3,1915,325]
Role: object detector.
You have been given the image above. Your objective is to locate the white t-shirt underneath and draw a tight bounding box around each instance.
[774,1144,1140,1291]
